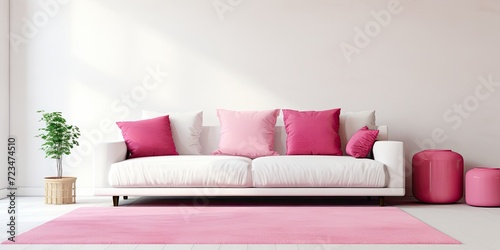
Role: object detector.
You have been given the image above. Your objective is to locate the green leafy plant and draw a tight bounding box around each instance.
[36,110,81,178]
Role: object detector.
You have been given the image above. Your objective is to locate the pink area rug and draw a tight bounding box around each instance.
[3,206,460,244]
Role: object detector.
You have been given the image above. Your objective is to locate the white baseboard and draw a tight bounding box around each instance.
[9,187,94,197]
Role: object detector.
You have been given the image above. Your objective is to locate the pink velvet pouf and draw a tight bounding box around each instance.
[412,149,464,204]
[466,167,500,207]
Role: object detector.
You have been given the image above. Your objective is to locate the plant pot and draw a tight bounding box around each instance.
[44,177,77,205]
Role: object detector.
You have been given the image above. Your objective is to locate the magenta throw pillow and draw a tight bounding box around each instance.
[116,115,178,158]
[212,109,280,158]
[346,126,379,158]
[282,108,342,155]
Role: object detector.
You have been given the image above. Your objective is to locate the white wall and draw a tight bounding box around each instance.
[9,0,500,196]
[0,0,9,198]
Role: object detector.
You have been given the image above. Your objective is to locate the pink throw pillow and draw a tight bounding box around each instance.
[282,108,342,155]
[116,115,178,159]
[346,126,379,158]
[212,109,280,158]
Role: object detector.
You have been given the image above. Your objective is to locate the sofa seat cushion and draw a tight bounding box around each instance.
[251,156,387,187]
[109,155,253,187]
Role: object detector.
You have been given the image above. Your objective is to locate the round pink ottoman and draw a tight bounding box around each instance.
[466,167,500,207]
[412,149,464,203]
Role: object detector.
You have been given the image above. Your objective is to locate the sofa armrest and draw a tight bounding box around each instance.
[93,141,127,189]
[372,141,405,189]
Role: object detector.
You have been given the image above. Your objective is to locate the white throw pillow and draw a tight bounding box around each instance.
[142,110,203,155]
[339,110,376,151]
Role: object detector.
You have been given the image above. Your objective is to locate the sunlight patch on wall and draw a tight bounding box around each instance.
[70,0,131,79]
[68,0,287,126]
[68,79,112,125]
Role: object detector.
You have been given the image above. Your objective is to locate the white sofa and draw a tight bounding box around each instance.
[93,123,405,206]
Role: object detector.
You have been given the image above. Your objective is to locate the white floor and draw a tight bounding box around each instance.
[0,196,499,250]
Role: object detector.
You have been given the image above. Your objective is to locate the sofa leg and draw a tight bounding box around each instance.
[112,196,119,206]
[378,196,385,206]
[123,196,128,200]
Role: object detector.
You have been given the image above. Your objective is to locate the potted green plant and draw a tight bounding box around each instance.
[36,110,81,204]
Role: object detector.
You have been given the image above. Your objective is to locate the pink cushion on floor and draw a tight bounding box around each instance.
[283,108,342,155]
[466,167,500,207]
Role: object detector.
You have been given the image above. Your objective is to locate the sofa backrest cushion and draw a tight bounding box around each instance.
[142,110,203,155]
[339,110,376,154]
[200,110,382,155]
